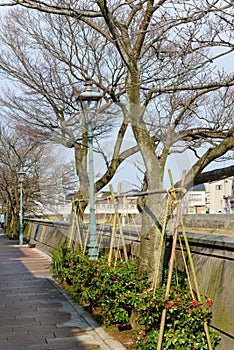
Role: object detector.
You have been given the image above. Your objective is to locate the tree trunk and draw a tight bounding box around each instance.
[127,92,166,286]
[6,205,19,239]
[138,194,166,285]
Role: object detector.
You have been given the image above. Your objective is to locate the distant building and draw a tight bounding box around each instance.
[183,184,206,214]
[205,177,233,214]
[229,196,234,213]
[184,177,234,214]
[84,190,140,225]
[34,176,234,220]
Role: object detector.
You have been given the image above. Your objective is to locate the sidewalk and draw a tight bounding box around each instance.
[0,232,126,350]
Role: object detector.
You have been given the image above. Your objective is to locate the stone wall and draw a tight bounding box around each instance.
[183,214,234,230]
[24,219,70,256]
[169,232,234,350]
[23,218,234,349]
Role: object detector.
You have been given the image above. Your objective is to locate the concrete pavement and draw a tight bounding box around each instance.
[0,231,126,350]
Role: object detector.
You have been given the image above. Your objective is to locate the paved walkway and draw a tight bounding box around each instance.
[0,232,126,350]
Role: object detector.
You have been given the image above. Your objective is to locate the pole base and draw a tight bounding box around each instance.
[88,244,99,260]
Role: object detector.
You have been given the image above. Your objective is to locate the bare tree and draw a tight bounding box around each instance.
[0,124,80,236]
[0,1,233,283]
[0,125,44,235]
[0,8,138,217]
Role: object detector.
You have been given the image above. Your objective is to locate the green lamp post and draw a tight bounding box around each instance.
[18,167,26,245]
[77,79,102,260]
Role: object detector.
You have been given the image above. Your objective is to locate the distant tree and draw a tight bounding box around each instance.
[0,125,42,235]
[0,124,77,237]
[0,1,233,284]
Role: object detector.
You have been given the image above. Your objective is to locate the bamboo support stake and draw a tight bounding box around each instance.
[119,224,128,262]
[178,236,194,297]
[108,183,128,264]
[157,170,186,350]
[108,185,117,264]
[168,171,213,350]
[180,221,213,350]
[67,209,75,249]
[110,183,128,263]
[67,202,80,249]
[152,193,170,292]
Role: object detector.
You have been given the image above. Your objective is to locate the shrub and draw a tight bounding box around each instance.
[134,287,220,349]
[52,246,220,349]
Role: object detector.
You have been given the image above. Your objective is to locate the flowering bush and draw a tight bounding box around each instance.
[134,287,220,349]
[52,246,220,349]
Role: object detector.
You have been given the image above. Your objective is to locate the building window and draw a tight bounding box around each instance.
[216,185,223,190]
[189,194,202,201]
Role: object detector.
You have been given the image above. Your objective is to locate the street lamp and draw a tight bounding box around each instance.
[18,167,26,245]
[77,79,102,260]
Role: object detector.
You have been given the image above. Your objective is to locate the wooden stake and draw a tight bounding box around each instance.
[108,183,128,264]
[157,170,186,350]
[168,171,213,350]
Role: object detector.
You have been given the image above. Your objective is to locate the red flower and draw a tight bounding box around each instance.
[176,297,182,305]
[68,262,73,267]
[192,300,198,307]
[138,330,146,340]
[101,296,105,300]
[111,276,116,280]
[206,300,212,307]
[167,301,174,308]
[93,261,97,266]
[144,339,147,343]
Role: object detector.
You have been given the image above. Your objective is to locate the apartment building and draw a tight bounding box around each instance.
[185,177,234,214]
[183,184,206,214]
[205,177,233,214]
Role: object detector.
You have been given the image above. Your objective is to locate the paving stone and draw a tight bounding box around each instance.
[26,340,82,349]
[0,341,26,350]
[0,232,126,350]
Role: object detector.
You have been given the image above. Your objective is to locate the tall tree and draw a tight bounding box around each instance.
[0,125,44,235]
[0,124,79,235]
[0,1,233,283]
[0,7,138,217]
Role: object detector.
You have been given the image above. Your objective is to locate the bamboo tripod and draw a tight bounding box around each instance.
[156,170,213,350]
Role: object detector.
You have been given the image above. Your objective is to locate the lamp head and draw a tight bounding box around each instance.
[79,79,102,102]
[18,167,26,183]
[77,79,102,122]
